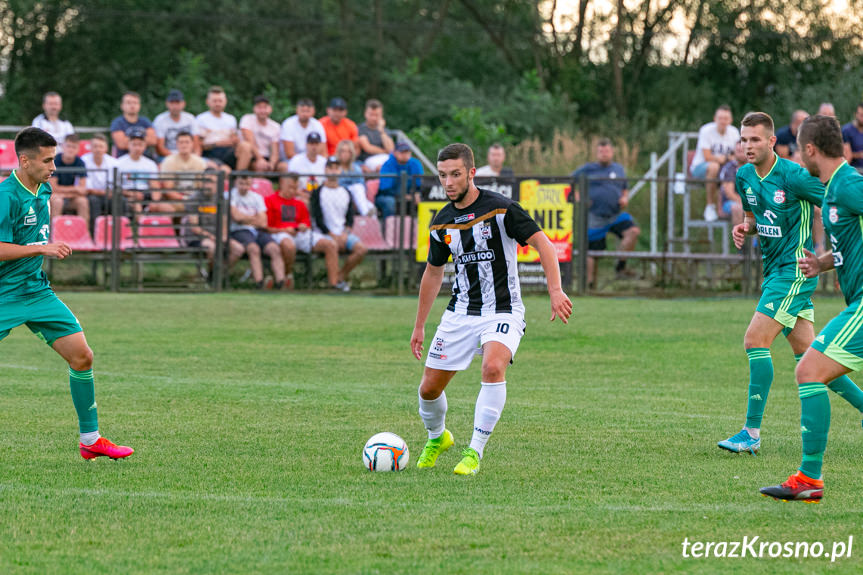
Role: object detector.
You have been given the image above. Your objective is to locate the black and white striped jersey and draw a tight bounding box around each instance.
[428,188,541,316]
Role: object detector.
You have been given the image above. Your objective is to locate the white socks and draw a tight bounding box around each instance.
[80,431,100,446]
[469,381,507,458]
[418,389,447,439]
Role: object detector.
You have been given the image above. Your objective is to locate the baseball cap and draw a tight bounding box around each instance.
[127,126,146,140]
[166,89,184,102]
[326,155,340,166]
[328,97,347,110]
[395,141,410,152]
[253,95,270,105]
[307,132,322,143]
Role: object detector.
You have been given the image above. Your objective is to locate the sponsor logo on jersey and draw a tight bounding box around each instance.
[833,251,844,268]
[454,213,475,224]
[829,205,839,223]
[444,234,452,245]
[773,190,786,204]
[746,187,757,206]
[479,223,492,240]
[24,206,36,226]
[457,250,495,264]
[756,223,782,238]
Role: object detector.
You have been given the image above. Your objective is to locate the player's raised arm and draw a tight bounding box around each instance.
[411,262,445,360]
[526,231,572,324]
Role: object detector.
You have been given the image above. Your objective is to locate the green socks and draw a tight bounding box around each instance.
[794,353,863,413]
[745,348,773,429]
[798,382,830,479]
[69,368,98,434]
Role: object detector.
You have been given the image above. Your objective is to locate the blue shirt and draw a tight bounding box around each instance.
[110,115,153,154]
[338,162,365,188]
[378,155,423,196]
[842,122,863,169]
[54,154,86,186]
[572,162,629,218]
[774,125,798,156]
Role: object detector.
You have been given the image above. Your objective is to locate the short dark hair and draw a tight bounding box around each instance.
[741,111,774,133]
[716,104,732,114]
[437,143,475,171]
[15,127,57,157]
[365,99,383,110]
[597,138,613,147]
[176,131,194,141]
[91,133,108,144]
[297,98,314,107]
[488,142,505,151]
[208,86,225,96]
[857,102,863,112]
[122,91,140,101]
[64,133,79,144]
[283,172,300,182]
[42,91,60,103]
[798,115,844,159]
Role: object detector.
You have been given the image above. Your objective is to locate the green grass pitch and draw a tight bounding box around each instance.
[1,293,862,574]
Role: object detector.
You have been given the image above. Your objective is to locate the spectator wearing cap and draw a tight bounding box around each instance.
[376,142,423,218]
[110,91,157,157]
[116,128,162,212]
[154,89,201,159]
[82,134,120,225]
[357,99,395,171]
[240,95,285,173]
[280,98,326,160]
[197,86,254,171]
[286,132,327,202]
[49,133,89,222]
[31,91,74,144]
[320,97,359,157]
[310,158,367,292]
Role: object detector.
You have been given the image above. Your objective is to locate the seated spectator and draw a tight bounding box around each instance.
[475,143,514,177]
[239,95,285,173]
[154,89,200,159]
[320,97,358,157]
[286,132,327,201]
[182,170,244,279]
[335,140,375,216]
[357,99,395,170]
[31,91,74,144]
[110,91,157,157]
[310,158,367,291]
[160,131,214,209]
[572,138,640,285]
[691,105,739,221]
[265,173,340,290]
[230,175,285,289]
[49,134,89,222]
[116,128,162,212]
[718,141,745,226]
[197,86,254,171]
[842,103,863,170]
[280,98,326,160]
[82,134,120,224]
[376,142,423,218]
[774,110,807,159]
[818,102,836,117]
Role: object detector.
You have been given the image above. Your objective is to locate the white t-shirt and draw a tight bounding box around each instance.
[279,115,326,157]
[316,185,352,236]
[81,152,119,192]
[196,111,238,147]
[153,111,199,153]
[287,153,327,191]
[230,188,267,232]
[31,114,75,143]
[692,122,740,167]
[474,165,498,177]
[116,154,159,191]
[240,114,281,159]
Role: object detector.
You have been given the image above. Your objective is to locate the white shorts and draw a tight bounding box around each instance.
[270,230,327,253]
[425,310,525,372]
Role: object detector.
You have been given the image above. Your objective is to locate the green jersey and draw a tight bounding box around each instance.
[823,161,863,305]
[736,155,824,278]
[0,171,53,301]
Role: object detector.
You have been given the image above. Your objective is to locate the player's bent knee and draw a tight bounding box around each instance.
[70,346,94,371]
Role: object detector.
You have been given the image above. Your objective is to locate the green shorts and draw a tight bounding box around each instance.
[811,299,863,371]
[0,291,82,346]
[756,273,817,329]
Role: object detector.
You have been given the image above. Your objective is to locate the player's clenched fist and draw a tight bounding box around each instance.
[732,222,750,250]
[42,242,72,260]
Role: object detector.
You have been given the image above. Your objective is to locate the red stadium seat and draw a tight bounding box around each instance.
[51,216,97,251]
[0,140,17,170]
[250,177,274,197]
[93,215,134,250]
[384,216,418,250]
[352,215,391,252]
[78,139,92,156]
[137,215,180,248]
[365,179,380,202]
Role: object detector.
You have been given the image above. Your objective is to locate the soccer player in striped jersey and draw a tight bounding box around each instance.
[718,112,863,456]
[410,143,572,476]
[762,115,863,502]
[0,128,133,460]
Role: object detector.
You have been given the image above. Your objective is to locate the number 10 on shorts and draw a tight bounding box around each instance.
[495,323,509,334]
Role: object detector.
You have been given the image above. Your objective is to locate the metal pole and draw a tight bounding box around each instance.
[213,172,226,292]
[649,152,658,278]
[396,171,408,296]
[576,174,589,295]
[110,168,120,292]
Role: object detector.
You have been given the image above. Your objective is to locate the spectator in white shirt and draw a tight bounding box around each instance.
[474,143,514,178]
[286,132,327,203]
[690,105,740,221]
[230,175,285,289]
[31,92,75,144]
[82,134,120,224]
[240,95,285,173]
[280,98,326,160]
[154,89,201,158]
[116,129,163,212]
[197,86,254,171]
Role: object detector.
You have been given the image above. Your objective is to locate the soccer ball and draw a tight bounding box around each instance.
[362,432,409,472]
